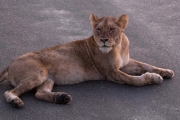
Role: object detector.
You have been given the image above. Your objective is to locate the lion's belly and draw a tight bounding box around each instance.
[51,63,101,85]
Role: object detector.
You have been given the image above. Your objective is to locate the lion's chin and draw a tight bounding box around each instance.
[99,46,112,53]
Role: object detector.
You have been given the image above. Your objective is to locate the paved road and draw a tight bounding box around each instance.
[0,0,180,120]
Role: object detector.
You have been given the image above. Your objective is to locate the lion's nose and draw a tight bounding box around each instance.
[100,39,108,43]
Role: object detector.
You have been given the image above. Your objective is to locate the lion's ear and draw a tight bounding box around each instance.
[118,14,128,29]
[90,14,99,28]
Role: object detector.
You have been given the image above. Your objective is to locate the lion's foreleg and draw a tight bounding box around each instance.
[109,69,163,86]
[120,59,174,78]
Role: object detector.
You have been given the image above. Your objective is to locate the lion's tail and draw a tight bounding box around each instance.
[0,66,9,84]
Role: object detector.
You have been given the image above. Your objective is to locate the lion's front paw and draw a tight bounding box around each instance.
[150,73,163,84]
[142,72,163,84]
[162,69,174,79]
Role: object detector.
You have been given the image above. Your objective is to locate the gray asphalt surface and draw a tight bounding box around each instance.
[0,0,180,120]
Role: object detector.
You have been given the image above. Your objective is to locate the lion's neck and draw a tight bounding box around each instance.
[84,36,105,79]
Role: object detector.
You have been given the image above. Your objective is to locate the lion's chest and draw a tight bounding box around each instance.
[94,49,129,75]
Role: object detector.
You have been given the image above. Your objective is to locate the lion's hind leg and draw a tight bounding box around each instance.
[35,78,72,104]
[4,77,46,108]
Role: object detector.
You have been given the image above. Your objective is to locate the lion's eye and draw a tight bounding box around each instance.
[109,28,115,32]
[96,28,101,33]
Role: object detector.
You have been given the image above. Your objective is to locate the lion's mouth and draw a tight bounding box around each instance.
[100,45,112,53]
[102,45,110,48]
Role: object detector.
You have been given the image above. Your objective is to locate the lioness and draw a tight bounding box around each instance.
[0,14,174,108]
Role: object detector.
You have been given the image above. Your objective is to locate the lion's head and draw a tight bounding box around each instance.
[90,14,128,53]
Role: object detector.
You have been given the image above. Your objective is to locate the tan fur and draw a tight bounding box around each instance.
[0,14,174,108]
